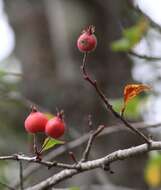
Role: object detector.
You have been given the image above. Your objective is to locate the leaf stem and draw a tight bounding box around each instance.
[39,138,50,154]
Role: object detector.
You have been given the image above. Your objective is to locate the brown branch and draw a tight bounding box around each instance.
[128,51,161,61]
[33,134,41,160]
[25,140,161,190]
[81,53,151,145]
[81,125,105,162]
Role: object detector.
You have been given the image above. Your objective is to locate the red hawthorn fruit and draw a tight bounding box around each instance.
[45,116,65,139]
[77,25,97,52]
[24,110,48,133]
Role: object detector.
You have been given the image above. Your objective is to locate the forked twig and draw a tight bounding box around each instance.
[81,53,151,145]
[26,141,161,190]
[81,125,105,162]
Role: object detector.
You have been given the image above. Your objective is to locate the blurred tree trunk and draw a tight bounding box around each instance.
[5,0,56,105]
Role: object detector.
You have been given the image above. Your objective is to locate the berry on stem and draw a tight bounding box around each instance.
[45,116,65,139]
[77,25,97,53]
[24,108,48,133]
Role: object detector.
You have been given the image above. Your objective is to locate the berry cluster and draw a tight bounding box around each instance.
[24,108,65,139]
[24,25,97,140]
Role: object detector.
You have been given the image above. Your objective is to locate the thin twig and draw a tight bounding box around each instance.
[81,53,151,145]
[81,125,105,162]
[68,152,78,164]
[0,154,77,170]
[33,134,41,160]
[33,134,37,154]
[128,51,161,61]
[19,161,24,190]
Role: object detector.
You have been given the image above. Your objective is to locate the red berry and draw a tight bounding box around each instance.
[25,111,48,133]
[45,116,65,139]
[77,25,97,52]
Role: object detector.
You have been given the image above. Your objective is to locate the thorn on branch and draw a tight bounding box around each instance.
[68,152,78,164]
[56,109,64,120]
[102,163,114,174]
[87,114,93,130]
[13,154,19,161]
[35,153,42,161]
[31,105,37,113]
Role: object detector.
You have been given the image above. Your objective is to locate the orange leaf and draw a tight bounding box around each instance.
[121,84,151,116]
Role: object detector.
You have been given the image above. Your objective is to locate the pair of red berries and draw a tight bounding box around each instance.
[24,109,65,139]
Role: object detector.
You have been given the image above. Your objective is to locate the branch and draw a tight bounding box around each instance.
[1,122,160,169]
[0,154,76,170]
[26,140,161,190]
[12,121,161,189]
[81,53,151,145]
[0,127,105,180]
[128,51,161,61]
[81,125,105,162]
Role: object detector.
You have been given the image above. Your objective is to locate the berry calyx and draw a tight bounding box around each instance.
[24,110,48,133]
[45,116,65,139]
[77,25,97,52]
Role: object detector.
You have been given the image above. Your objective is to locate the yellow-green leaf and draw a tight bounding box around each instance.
[111,17,149,52]
[69,187,80,190]
[111,38,131,52]
[42,137,65,152]
[44,112,55,120]
[144,153,161,188]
